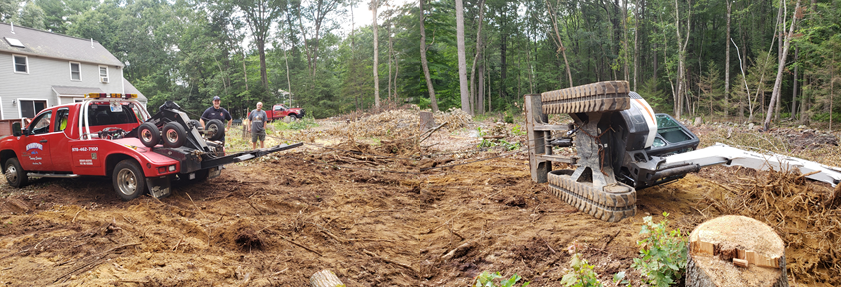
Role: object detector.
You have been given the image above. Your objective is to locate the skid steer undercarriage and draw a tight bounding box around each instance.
[526,81,841,222]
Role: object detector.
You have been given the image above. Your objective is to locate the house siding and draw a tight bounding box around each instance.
[0,52,124,119]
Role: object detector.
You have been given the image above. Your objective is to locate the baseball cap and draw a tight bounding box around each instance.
[213,96,221,101]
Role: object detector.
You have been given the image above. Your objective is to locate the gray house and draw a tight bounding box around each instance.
[0,23,147,120]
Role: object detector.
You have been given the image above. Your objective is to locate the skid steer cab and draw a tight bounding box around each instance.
[0,94,301,201]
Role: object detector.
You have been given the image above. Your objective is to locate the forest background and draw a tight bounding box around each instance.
[1,0,839,127]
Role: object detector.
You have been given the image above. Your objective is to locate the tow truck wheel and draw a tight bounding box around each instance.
[4,157,29,188]
[138,122,160,148]
[162,122,187,148]
[113,159,146,201]
[205,119,225,141]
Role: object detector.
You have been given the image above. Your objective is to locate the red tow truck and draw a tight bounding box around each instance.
[266,104,305,121]
[0,93,300,200]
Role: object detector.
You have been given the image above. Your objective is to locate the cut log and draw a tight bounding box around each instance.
[686,215,788,287]
[419,111,434,131]
[309,270,344,287]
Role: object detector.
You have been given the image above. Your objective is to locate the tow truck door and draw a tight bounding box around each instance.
[20,110,55,171]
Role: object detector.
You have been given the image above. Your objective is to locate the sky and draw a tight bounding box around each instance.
[340,0,412,37]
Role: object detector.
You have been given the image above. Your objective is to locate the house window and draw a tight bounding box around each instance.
[99,66,109,83]
[70,62,81,81]
[13,55,28,73]
[20,100,47,119]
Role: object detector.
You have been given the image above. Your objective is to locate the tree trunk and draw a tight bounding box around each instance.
[284,49,292,106]
[791,46,798,120]
[387,22,392,103]
[469,0,486,115]
[634,0,639,90]
[478,63,485,114]
[623,0,629,82]
[257,39,269,89]
[674,0,691,119]
[800,75,808,124]
[545,0,573,87]
[372,0,380,109]
[724,1,731,118]
[455,0,471,114]
[686,215,788,287]
[419,0,438,112]
[764,0,800,131]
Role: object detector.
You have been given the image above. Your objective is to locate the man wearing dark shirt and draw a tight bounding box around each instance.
[200,96,233,144]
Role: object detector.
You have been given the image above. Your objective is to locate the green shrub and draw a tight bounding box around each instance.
[560,252,603,287]
[504,112,514,124]
[473,271,530,287]
[631,212,688,287]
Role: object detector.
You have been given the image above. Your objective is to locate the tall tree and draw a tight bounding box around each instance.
[233,0,285,89]
[724,0,731,117]
[371,0,379,109]
[468,0,485,114]
[296,0,342,79]
[455,0,469,114]
[418,0,438,111]
[764,0,800,130]
[673,0,691,119]
[545,0,572,87]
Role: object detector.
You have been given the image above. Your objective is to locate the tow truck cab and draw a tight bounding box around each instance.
[0,99,180,176]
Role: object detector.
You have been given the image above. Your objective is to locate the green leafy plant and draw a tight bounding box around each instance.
[560,252,603,287]
[631,212,688,287]
[612,271,630,286]
[504,112,514,124]
[474,271,530,287]
[511,124,526,136]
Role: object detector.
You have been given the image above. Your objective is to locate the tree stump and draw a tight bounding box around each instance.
[686,215,788,287]
[419,111,434,131]
[309,269,344,287]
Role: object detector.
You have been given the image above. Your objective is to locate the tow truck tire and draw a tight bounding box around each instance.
[205,119,225,141]
[162,122,187,148]
[113,159,146,201]
[4,157,28,188]
[138,122,160,148]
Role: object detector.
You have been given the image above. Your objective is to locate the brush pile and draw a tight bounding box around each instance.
[326,108,420,139]
[433,107,472,132]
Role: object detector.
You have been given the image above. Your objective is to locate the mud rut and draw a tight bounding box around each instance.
[1,128,839,286]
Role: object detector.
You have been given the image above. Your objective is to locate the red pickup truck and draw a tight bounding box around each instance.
[266,104,305,121]
[0,93,300,200]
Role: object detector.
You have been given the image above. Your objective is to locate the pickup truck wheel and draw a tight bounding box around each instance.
[113,159,146,200]
[205,119,225,141]
[138,122,160,148]
[288,114,299,120]
[4,158,28,188]
[162,122,187,148]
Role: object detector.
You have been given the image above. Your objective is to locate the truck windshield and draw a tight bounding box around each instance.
[87,103,140,126]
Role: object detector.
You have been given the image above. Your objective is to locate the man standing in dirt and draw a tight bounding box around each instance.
[200,96,232,146]
[247,102,267,149]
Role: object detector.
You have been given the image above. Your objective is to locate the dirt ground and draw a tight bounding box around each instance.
[0,114,839,286]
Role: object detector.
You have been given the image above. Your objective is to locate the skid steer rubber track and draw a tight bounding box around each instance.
[547,170,636,222]
[540,81,631,114]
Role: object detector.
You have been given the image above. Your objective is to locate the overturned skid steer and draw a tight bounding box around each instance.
[526,81,841,222]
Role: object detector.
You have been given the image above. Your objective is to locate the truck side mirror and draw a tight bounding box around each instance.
[12,122,21,137]
[21,129,31,136]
